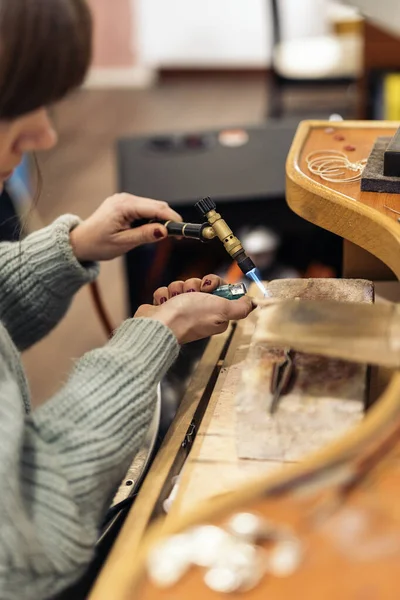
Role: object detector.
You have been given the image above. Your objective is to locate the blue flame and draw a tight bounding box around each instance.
[245,267,268,296]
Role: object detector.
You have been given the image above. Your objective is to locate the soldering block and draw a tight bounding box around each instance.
[235,279,373,461]
[361,136,400,194]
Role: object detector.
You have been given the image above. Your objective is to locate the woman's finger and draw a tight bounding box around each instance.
[213,321,229,336]
[119,223,168,250]
[220,296,254,321]
[200,274,228,293]
[168,280,185,297]
[182,278,202,293]
[122,195,182,222]
[153,286,169,305]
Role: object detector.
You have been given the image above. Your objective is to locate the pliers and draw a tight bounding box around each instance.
[269,348,295,414]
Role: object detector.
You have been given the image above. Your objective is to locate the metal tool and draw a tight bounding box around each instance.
[269,349,295,414]
[154,197,257,277]
[154,219,216,242]
[195,197,256,276]
[212,283,247,301]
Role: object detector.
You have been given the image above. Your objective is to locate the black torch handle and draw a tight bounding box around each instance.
[154,220,210,242]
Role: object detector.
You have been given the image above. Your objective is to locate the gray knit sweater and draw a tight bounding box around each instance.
[0,215,179,599]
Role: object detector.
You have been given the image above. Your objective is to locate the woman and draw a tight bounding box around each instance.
[0,1,253,598]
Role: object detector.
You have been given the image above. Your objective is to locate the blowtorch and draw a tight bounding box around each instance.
[154,197,267,297]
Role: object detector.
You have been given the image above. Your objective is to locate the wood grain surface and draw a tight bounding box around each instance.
[286,121,400,278]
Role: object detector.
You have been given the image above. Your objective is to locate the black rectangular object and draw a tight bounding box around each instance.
[361,136,400,193]
[383,126,400,177]
[117,122,298,206]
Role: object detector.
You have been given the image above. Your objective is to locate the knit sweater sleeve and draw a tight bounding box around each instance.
[0,317,179,600]
[0,214,99,351]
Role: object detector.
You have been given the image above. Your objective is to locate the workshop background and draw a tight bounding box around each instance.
[14,0,394,405]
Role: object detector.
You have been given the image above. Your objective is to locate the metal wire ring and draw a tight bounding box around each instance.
[305,150,367,183]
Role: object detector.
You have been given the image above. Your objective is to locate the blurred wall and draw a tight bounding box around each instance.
[85,0,333,84]
[85,0,155,87]
[136,0,270,67]
[88,0,136,67]
[136,0,330,68]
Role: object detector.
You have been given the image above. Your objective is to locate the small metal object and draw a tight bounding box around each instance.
[226,512,275,542]
[146,513,304,592]
[226,512,296,544]
[268,538,303,577]
[204,542,266,593]
[204,566,242,593]
[226,512,266,541]
[147,533,192,587]
[270,349,295,414]
[181,421,196,448]
[384,204,400,217]
[187,525,233,568]
[212,283,247,301]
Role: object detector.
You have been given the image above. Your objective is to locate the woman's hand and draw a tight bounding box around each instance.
[134,275,254,344]
[69,194,181,262]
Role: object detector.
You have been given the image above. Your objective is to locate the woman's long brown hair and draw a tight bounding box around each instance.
[0,1,117,337]
[0,0,92,120]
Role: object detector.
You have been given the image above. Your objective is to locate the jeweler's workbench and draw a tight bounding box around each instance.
[89,278,400,600]
[90,121,400,600]
[90,282,400,600]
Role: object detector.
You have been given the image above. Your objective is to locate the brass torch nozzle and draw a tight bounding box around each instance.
[195,197,256,275]
[202,208,243,257]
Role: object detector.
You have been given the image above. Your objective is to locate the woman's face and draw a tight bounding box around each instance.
[0,108,57,188]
